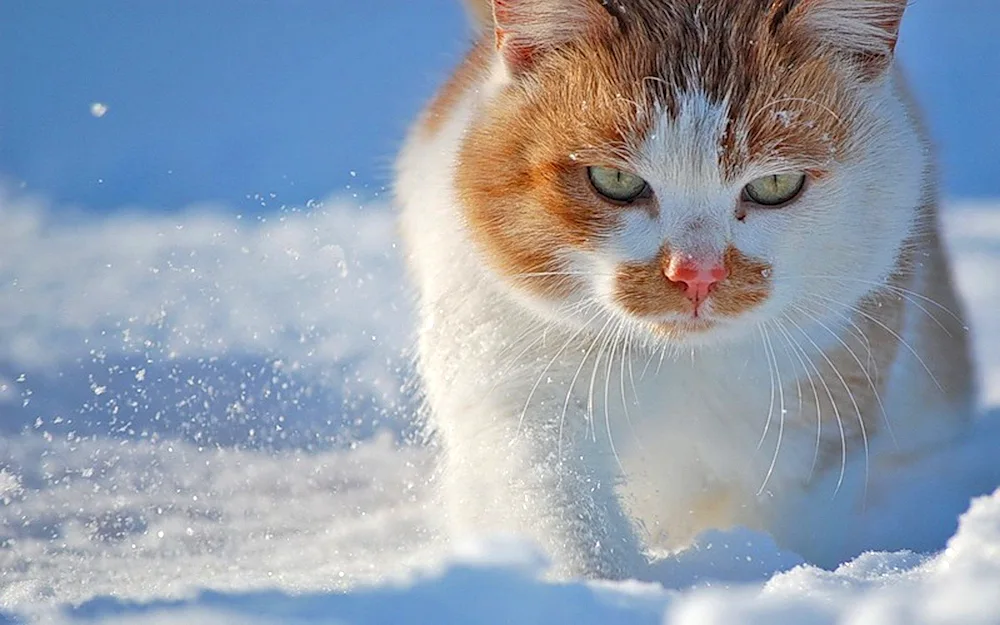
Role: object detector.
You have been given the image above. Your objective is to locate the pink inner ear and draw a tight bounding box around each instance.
[492,0,537,73]
[498,36,538,73]
[491,0,618,74]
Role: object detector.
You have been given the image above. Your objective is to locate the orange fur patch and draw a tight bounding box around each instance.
[615,244,690,318]
[455,42,656,298]
[712,247,772,317]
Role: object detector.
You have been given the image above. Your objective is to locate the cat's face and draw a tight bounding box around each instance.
[457,0,924,348]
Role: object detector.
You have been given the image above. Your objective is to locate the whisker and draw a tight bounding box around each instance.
[757,323,787,497]
[558,317,614,461]
[511,271,615,279]
[795,298,897,449]
[755,324,778,453]
[772,317,824,481]
[587,320,617,444]
[618,324,643,452]
[515,307,605,440]
[777,274,964,327]
[779,311,847,493]
[493,317,560,374]
[486,321,569,407]
[493,297,596,365]
[771,319,804,419]
[784,308,869,501]
[639,340,659,381]
[655,339,669,375]
[804,292,945,394]
[604,321,626,473]
[624,325,641,409]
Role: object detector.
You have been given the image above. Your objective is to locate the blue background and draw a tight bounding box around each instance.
[1,1,998,213]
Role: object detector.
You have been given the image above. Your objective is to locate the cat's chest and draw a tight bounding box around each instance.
[627,346,776,426]
[608,345,818,482]
[512,331,787,434]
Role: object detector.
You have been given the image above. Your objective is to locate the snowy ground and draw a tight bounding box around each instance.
[0,190,998,624]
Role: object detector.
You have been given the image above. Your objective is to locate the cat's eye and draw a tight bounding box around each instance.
[587,166,649,203]
[742,173,807,207]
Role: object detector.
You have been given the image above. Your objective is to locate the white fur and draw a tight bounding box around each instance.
[396,53,960,577]
[798,0,904,57]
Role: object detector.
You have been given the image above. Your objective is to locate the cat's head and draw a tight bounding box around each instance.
[456,0,926,347]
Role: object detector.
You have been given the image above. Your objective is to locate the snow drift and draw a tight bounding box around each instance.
[0,191,998,623]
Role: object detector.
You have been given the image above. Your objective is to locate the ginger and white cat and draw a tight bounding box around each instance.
[396,0,975,579]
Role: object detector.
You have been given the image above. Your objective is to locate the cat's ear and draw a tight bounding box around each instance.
[776,0,906,78]
[491,0,619,75]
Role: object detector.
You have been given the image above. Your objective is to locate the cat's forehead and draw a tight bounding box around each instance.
[614,0,785,104]
[526,0,857,180]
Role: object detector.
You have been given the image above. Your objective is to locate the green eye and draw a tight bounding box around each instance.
[742,173,807,207]
[587,166,649,203]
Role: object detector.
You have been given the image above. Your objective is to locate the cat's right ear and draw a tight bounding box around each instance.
[491,0,619,75]
[775,0,907,79]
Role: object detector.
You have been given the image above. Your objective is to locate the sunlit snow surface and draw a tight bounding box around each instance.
[1,190,999,624]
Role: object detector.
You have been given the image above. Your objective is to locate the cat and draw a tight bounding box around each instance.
[395,0,976,579]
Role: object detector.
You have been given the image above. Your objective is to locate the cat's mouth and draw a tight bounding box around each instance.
[630,304,755,342]
[642,301,735,328]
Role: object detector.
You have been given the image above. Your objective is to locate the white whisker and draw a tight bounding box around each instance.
[604,321,626,474]
[619,324,643,451]
[624,325,641,409]
[784,308,869,501]
[757,323,786,497]
[755,324,777,452]
[772,317,824,481]
[780,274,964,328]
[795,298,897,449]
[558,317,614,461]
[805,292,945,394]
[587,320,617,444]
[515,307,605,440]
[780,311,847,493]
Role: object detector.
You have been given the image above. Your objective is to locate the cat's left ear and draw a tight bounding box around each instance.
[491,0,619,75]
[777,0,907,78]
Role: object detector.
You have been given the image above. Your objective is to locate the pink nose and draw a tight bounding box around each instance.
[665,258,728,303]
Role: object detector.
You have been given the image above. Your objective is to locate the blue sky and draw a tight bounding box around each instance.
[1,1,998,213]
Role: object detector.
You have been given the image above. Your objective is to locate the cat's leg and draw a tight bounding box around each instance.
[432,395,647,580]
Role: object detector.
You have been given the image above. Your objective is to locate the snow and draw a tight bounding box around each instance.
[0,190,998,624]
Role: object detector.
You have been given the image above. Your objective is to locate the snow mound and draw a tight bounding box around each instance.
[42,488,1000,624]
